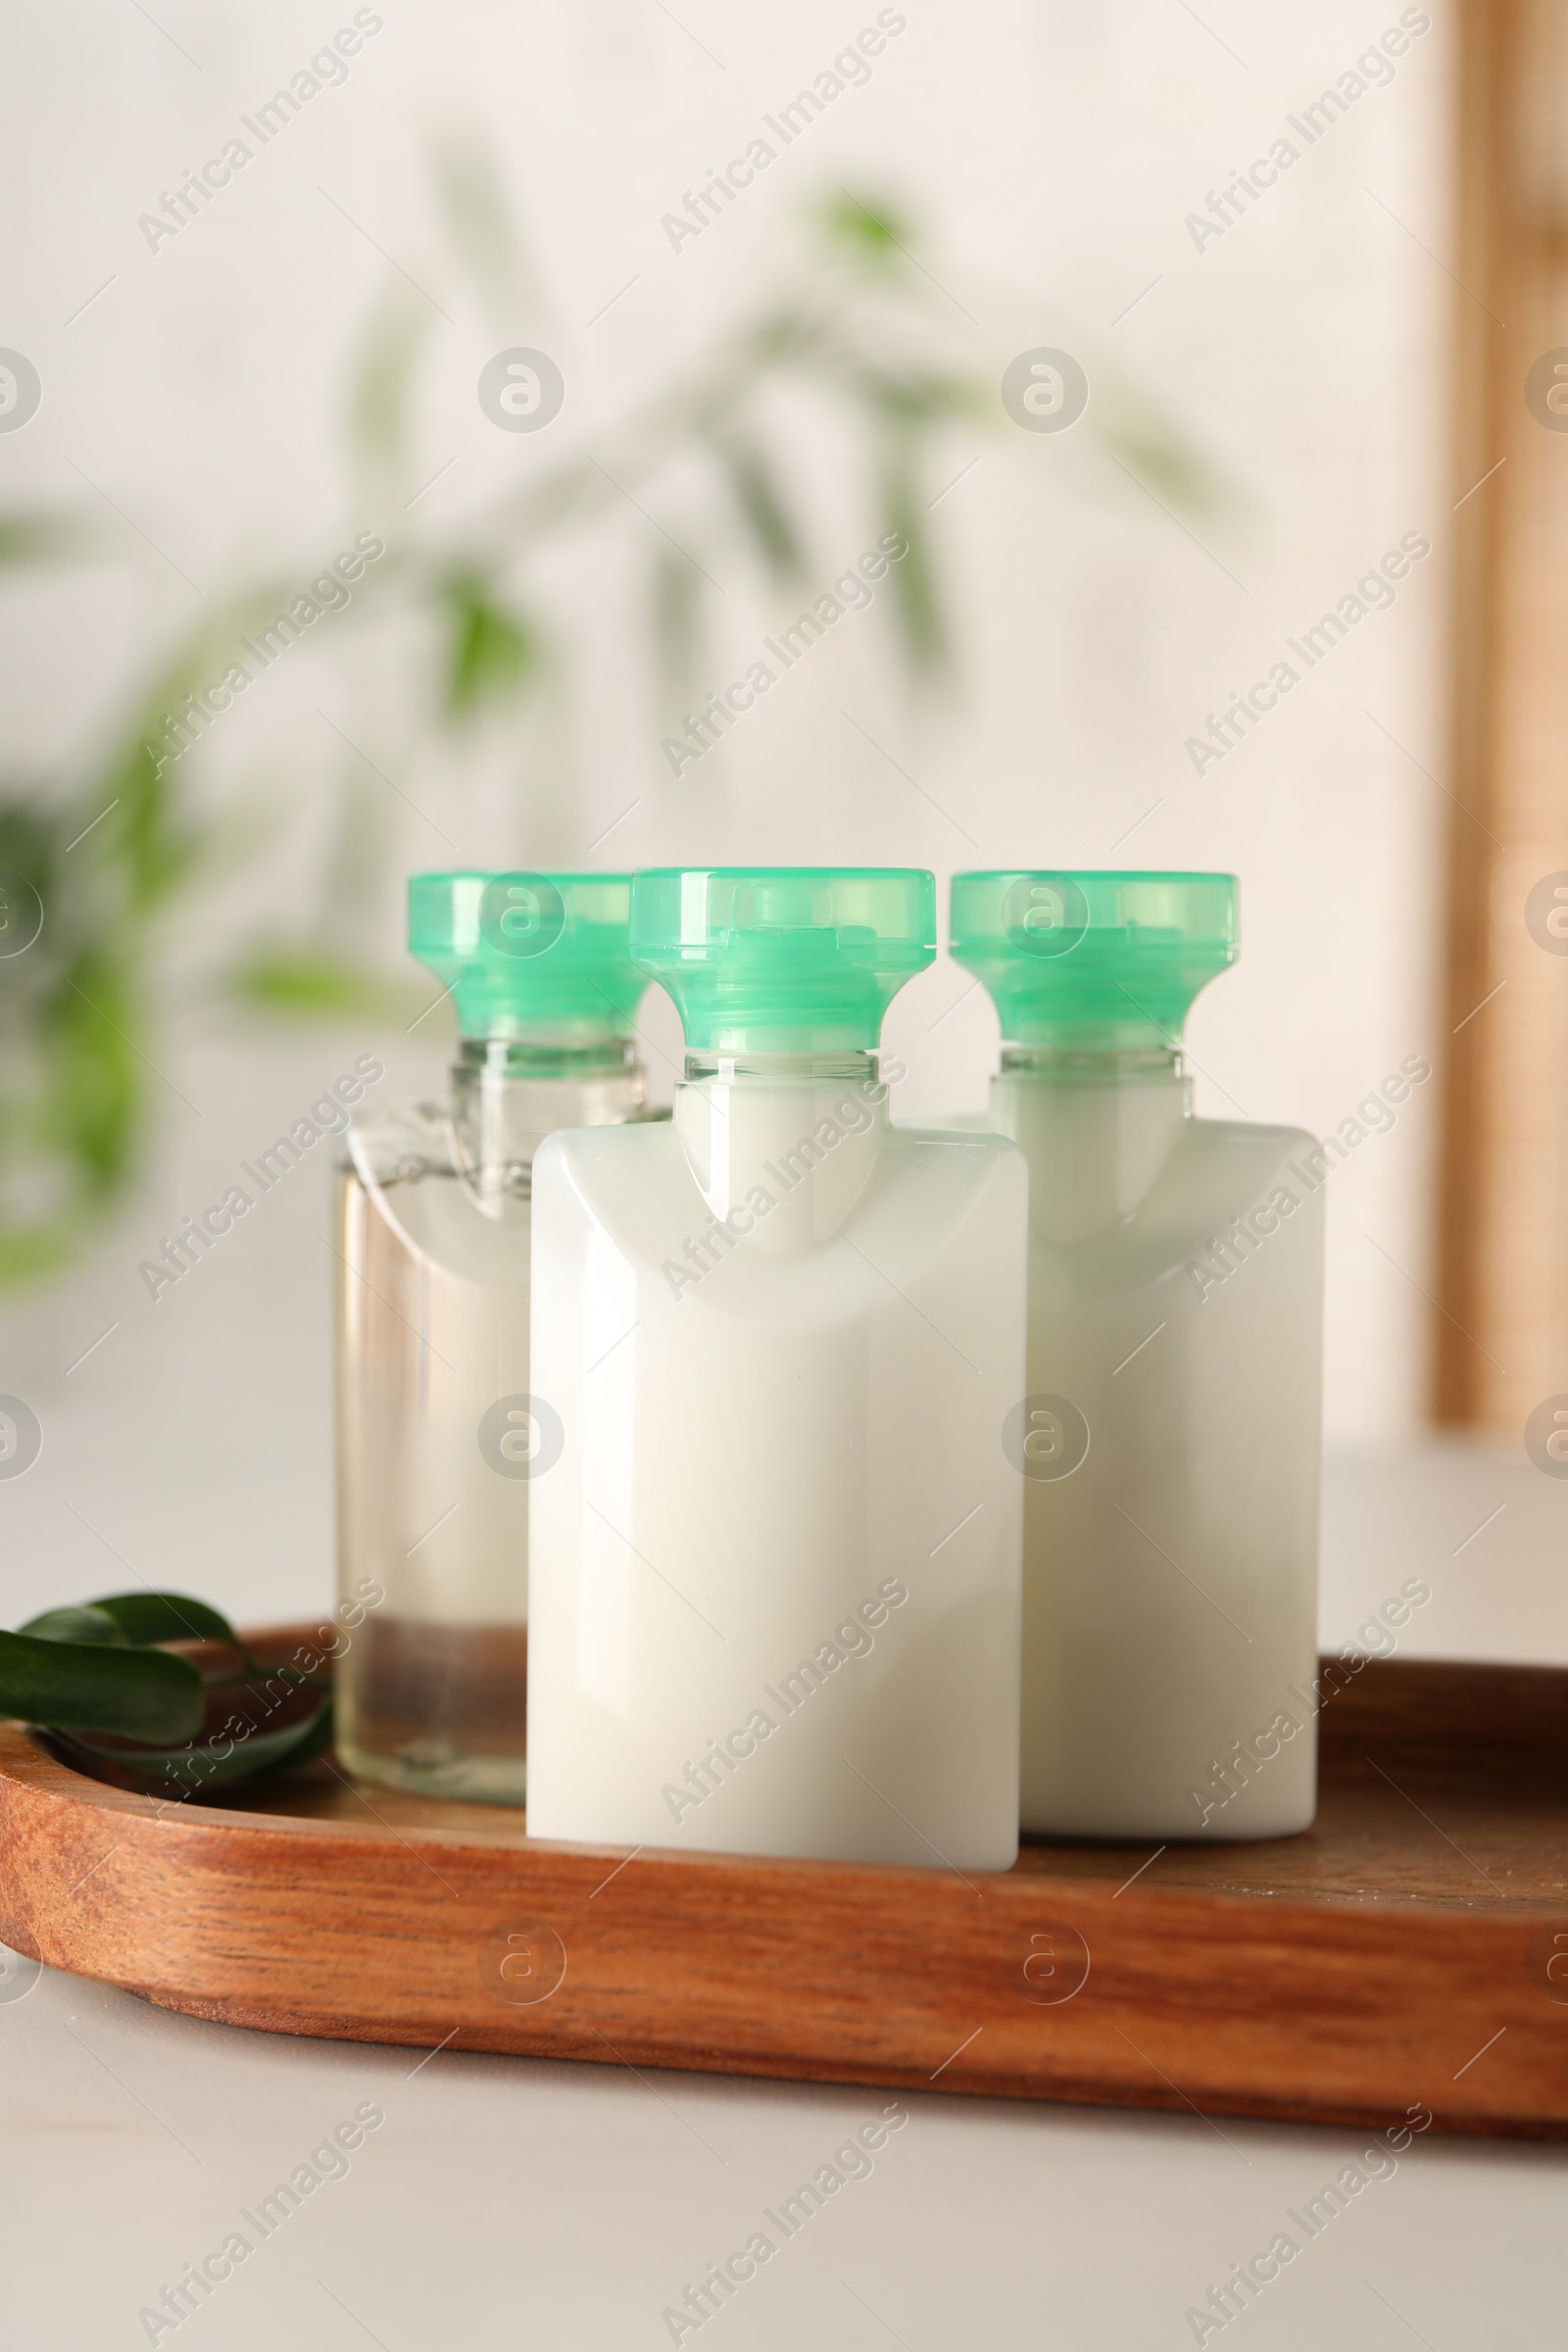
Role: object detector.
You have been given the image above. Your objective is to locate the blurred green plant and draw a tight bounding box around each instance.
[0,174,1217,1288]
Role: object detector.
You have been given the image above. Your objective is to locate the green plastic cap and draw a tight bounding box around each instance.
[950,870,1238,1048]
[630,868,936,1054]
[407,871,644,1043]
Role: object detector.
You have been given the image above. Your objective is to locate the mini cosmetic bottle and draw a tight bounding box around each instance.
[332,871,647,1803]
[950,871,1323,1841]
[526,866,1027,1868]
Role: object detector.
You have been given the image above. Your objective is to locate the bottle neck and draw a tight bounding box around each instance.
[673,1051,888,1253]
[681,1049,879,1085]
[993,1042,1189,1240]
[452,1036,645,1200]
[1000,1043,1182,1084]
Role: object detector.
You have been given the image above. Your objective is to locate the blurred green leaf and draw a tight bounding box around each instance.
[714,435,808,581]
[227,946,407,1022]
[1100,423,1221,514]
[878,442,946,671]
[443,574,536,713]
[42,952,141,1195]
[0,509,81,565]
[349,294,433,472]
[0,1224,75,1288]
[651,545,705,716]
[817,189,913,261]
[433,131,534,316]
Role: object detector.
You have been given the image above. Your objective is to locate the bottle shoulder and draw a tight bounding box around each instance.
[536,1117,1020,1187]
[534,1115,1025,1289]
[340,1095,459,1178]
[1129,1116,1323,1220]
[339,1097,533,1270]
[1187,1113,1319,1157]
[344,1088,664,1180]
[1029,1117,1323,1294]
[897,1120,1023,1162]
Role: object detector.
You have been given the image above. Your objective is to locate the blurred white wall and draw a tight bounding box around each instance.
[0,1,1455,1622]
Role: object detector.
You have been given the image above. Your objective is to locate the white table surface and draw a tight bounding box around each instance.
[3,1936,1563,2351]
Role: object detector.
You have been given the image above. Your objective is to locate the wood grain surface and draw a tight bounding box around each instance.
[1,1642,1564,2137]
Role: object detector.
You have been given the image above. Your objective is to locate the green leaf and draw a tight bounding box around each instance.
[817,190,912,261]
[1099,423,1220,514]
[715,437,808,581]
[18,1605,127,1645]
[432,133,534,317]
[40,950,142,1195]
[226,946,408,1023]
[0,508,83,565]
[253,1695,335,1777]
[877,455,947,671]
[349,295,433,472]
[65,1693,334,1792]
[0,1631,204,1743]
[443,576,536,713]
[90,1592,241,1648]
[650,545,704,717]
[0,1223,78,1288]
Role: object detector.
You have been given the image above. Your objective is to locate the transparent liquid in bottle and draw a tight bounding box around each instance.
[333,1046,645,1803]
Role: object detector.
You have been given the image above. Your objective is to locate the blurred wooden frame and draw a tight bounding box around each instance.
[1437,0,1568,1429]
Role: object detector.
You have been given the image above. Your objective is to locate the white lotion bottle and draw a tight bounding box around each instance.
[527,866,1027,1869]
[950,871,1323,1842]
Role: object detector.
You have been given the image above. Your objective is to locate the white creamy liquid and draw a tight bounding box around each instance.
[991,1067,1323,1841]
[526,1072,1027,1868]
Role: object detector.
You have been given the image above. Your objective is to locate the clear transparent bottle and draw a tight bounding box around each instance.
[951,871,1324,1843]
[333,871,647,1804]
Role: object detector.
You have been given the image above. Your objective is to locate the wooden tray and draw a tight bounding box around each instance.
[1,1635,1564,2138]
